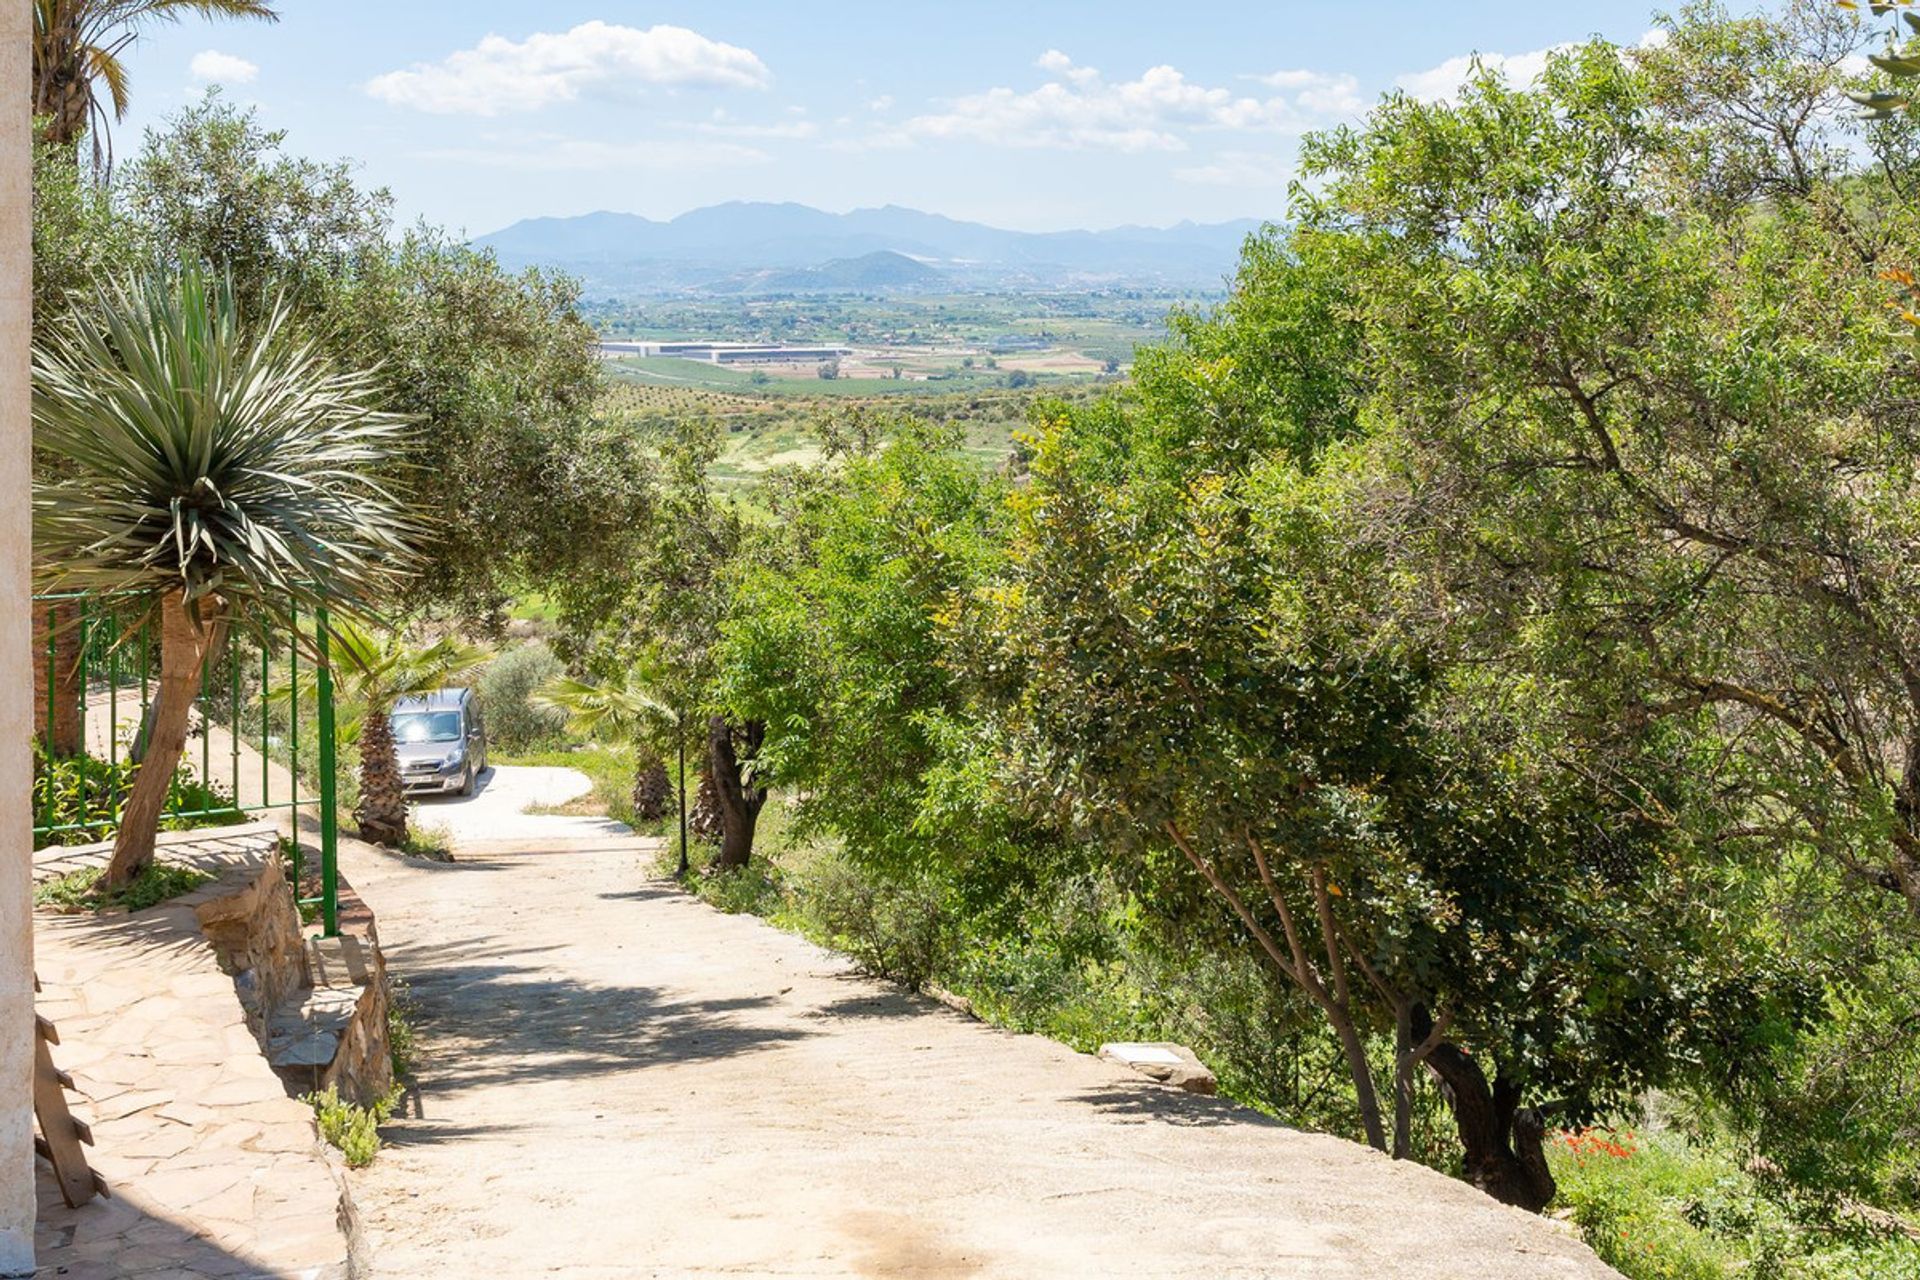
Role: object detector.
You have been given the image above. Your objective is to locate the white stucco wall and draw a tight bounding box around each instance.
[0,0,34,1271]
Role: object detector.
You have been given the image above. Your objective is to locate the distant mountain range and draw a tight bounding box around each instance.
[705,250,946,295]
[472,202,1266,294]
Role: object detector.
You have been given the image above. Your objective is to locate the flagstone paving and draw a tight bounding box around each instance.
[32,828,358,1280]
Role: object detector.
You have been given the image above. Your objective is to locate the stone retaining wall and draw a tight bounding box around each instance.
[190,843,311,1039]
[31,823,374,1278]
[34,822,396,1108]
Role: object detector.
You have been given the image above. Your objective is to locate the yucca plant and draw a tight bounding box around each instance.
[34,267,412,887]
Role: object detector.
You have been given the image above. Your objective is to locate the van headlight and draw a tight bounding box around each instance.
[441,746,466,770]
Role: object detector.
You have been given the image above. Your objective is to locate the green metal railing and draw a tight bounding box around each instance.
[32,590,342,935]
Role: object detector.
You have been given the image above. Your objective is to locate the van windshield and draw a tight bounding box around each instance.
[393,710,463,744]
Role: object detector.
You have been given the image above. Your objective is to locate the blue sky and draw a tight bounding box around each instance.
[114,1,1699,237]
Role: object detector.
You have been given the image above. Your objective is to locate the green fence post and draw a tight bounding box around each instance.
[315,605,340,938]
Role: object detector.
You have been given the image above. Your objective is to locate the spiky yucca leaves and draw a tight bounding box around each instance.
[34,268,412,884]
[33,0,278,167]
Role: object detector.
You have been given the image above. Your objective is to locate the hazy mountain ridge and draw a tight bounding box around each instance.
[474,201,1264,293]
[702,250,947,295]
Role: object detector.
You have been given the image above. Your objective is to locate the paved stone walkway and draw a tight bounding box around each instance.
[32,827,357,1280]
[339,828,1618,1279]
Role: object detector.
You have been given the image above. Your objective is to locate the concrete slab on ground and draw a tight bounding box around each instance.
[336,829,1619,1279]
[410,764,631,846]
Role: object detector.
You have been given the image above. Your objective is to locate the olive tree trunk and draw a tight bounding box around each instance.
[356,708,408,846]
[106,591,223,888]
[1413,1007,1556,1211]
[707,714,766,872]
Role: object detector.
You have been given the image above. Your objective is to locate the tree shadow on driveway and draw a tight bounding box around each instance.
[1065,1085,1291,1130]
[383,932,817,1119]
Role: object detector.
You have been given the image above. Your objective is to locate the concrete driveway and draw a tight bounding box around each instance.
[410,764,631,847]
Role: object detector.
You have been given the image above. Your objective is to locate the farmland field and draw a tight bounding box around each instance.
[592,290,1201,483]
[582,290,1199,365]
[600,369,1095,485]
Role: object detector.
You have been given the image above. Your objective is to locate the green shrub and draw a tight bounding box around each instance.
[700,860,787,918]
[34,861,215,913]
[304,1084,400,1169]
[387,975,419,1080]
[32,745,245,846]
[800,856,952,992]
[396,821,454,861]
[478,642,567,752]
[1546,1124,1920,1280]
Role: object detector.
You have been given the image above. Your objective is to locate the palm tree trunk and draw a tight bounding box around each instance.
[690,766,724,842]
[106,591,222,888]
[355,709,408,846]
[632,751,670,822]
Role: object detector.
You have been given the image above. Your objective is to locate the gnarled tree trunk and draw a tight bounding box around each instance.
[107,591,223,888]
[355,709,408,846]
[1413,1006,1556,1211]
[707,714,766,872]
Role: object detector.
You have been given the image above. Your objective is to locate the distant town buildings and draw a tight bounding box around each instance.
[598,341,852,364]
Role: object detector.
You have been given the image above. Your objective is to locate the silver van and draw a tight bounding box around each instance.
[391,687,487,796]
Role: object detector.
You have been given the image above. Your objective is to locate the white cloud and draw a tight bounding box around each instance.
[1036,49,1100,86]
[1175,150,1289,188]
[1396,46,1563,103]
[189,50,258,84]
[367,22,769,116]
[411,133,771,172]
[1398,30,1665,103]
[697,119,818,140]
[886,53,1360,152]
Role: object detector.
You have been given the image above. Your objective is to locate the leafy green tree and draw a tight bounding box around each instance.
[124,93,390,314]
[956,193,1801,1208]
[715,420,1009,878]
[1298,21,1920,922]
[33,268,411,884]
[30,133,138,758]
[32,132,134,331]
[122,97,654,623]
[568,417,764,869]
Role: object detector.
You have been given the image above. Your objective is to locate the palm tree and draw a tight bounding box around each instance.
[33,267,412,887]
[315,620,487,847]
[534,669,689,857]
[33,0,278,166]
